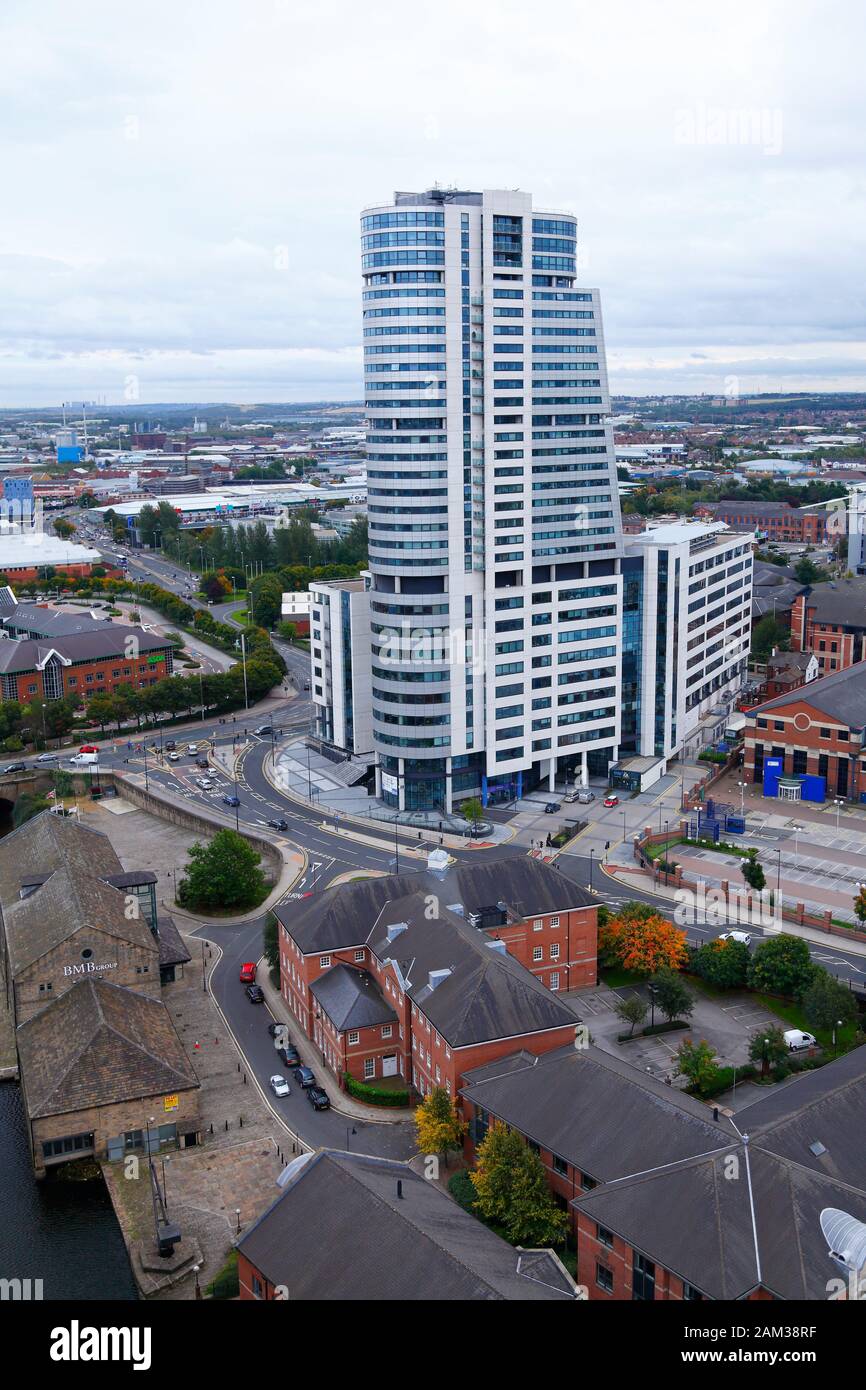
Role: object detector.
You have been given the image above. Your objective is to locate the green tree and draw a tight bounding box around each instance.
[414,1086,465,1167]
[178,829,268,911]
[740,847,766,893]
[615,994,648,1036]
[53,517,76,540]
[794,556,826,585]
[747,934,815,999]
[854,885,866,924]
[691,938,750,990]
[747,1025,788,1075]
[471,1126,567,1247]
[675,1038,721,1095]
[12,792,50,828]
[751,615,790,662]
[460,797,484,836]
[801,970,858,1035]
[649,967,694,1024]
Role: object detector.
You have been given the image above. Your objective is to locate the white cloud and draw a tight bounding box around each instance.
[2,0,865,402]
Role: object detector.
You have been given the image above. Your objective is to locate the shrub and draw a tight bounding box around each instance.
[342,1073,412,1107]
[448,1170,478,1214]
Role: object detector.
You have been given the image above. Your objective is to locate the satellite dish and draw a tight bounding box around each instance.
[820,1208,866,1273]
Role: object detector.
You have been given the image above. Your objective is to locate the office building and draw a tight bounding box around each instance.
[309,578,373,756]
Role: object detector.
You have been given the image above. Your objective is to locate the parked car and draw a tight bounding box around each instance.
[239,962,257,983]
[254,725,273,736]
[294,1065,316,1088]
[603,794,620,808]
[3,762,26,774]
[278,1044,301,1068]
[718,931,752,947]
[223,793,240,807]
[544,802,560,813]
[246,984,265,1003]
[35,752,58,763]
[267,818,289,832]
[573,788,596,804]
[784,1029,817,1052]
[306,1085,330,1111]
[269,1074,291,1098]
[267,1021,283,1037]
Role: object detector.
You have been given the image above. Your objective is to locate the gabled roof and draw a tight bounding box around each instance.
[16,978,199,1118]
[237,1149,577,1301]
[310,965,396,1032]
[3,864,157,976]
[799,578,866,630]
[0,810,122,911]
[0,603,114,640]
[0,624,171,675]
[753,658,866,725]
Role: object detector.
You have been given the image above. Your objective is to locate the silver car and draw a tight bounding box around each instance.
[269,1074,291,1098]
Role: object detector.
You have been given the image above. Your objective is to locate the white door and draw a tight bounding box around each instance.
[382,1054,398,1078]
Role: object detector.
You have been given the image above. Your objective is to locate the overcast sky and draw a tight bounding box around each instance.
[2,0,865,406]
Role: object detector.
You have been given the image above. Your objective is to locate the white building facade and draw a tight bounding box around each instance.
[309,579,373,757]
[621,522,752,763]
[360,187,624,812]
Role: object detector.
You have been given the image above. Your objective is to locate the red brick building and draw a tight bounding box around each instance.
[695,500,828,543]
[461,1043,866,1300]
[744,661,866,801]
[790,578,866,675]
[761,649,819,699]
[275,859,596,1096]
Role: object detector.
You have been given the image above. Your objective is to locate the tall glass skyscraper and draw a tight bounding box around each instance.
[360,187,624,813]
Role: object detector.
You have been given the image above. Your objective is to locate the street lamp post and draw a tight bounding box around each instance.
[588,848,594,893]
[648,983,657,1030]
[835,798,844,831]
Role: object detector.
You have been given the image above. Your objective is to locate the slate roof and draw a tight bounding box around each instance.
[237,1149,577,1301]
[0,624,172,674]
[0,604,114,640]
[0,810,122,911]
[3,865,157,976]
[461,1045,739,1182]
[155,915,192,969]
[799,578,866,630]
[310,965,396,1032]
[17,978,199,1118]
[753,658,866,725]
[274,855,593,956]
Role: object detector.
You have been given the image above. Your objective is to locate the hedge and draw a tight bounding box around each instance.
[342,1072,412,1107]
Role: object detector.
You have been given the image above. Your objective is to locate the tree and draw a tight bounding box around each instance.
[650,967,694,1024]
[262,912,280,987]
[600,906,689,975]
[801,970,858,1035]
[854,885,866,925]
[615,994,648,1036]
[747,934,815,999]
[53,517,76,540]
[178,829,268,911]
[751,614,790,663]
[794,556,827,585]
[460,797,484,836]
[471,1126,567,1247]
[414,1087,465,1167]
[747,1025,788,1076]
[675,1038,721,1095]
[740,847,766,893]
[691,938,750,990]
[12,792,50,828]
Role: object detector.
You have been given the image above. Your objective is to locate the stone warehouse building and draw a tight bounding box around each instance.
[275,857,595,1096]
[461,1044,866,1300]
[0,812,197,1176]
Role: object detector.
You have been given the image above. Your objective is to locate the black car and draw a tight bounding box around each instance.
[246,984,265,1003]
[278,1044,301,1068]
[294,1065,316,1088]
[306,1085,330,1111]
[254,725,273,736]
[544,802,561,813]
[165,740,176,751]
[3,763,26,774]
[267,818,289,832]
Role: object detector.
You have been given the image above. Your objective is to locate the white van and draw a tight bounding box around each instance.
[69,752,98,766]
[784,1029,817,1052]
[568,787,596,804]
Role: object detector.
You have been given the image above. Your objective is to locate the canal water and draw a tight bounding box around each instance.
[0,1083,138,1301]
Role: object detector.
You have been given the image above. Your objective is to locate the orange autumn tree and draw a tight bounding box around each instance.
[600,904,688,975]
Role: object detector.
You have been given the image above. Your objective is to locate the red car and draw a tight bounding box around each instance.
[603,794,619,808]
[239,962,257,984]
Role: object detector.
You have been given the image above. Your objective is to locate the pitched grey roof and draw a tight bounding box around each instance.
[237,1149,577,1301]
[461,1045,739,1182]
[17,978,199,1118]
[0,603,115,640]
[274,855,593,956]
[754,658,866,724]
[155,915,191,969]
[0,810,122,911]
[0,624,172,674]
[800,578,866,630]
[310,965,396,1032]
[3,864,157,976]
